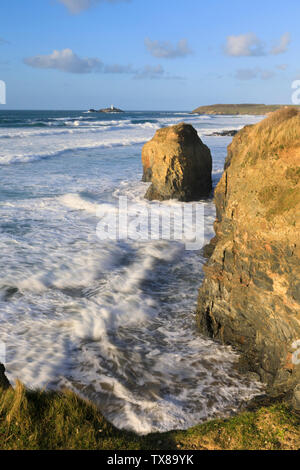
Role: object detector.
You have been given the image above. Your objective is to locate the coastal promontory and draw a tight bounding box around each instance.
[197,108,300,398]
[191,104,298,115]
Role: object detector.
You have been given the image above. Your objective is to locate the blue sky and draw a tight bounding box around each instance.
[0,0,299,109]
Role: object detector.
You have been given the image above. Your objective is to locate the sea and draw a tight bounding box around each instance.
[0,109,263,434]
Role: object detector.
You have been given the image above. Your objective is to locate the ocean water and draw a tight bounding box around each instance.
[0,110,263,434]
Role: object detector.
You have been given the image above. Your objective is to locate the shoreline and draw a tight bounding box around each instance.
[0,110,298,449]
[0,379,298,450]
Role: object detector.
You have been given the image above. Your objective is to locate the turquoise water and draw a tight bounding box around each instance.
[0,110,263,433]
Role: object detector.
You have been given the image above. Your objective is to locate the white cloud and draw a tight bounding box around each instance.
[225,33,265,57]
[134,65,165,80]
[23,49,182,80]
[235,67,275,81]
[271,33,291,55]
[57,0,129,14]
[225,32,291,58]
[145,38,192,59]
[24,49,103,73]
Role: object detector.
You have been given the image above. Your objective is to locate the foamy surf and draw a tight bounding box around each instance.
[0,110,264,434]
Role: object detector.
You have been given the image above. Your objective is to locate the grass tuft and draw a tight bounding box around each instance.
[0,385,299,450]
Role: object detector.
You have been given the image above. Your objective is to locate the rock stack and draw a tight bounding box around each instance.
[142,123,212,202]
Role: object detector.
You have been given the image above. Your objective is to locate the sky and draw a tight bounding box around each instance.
[0,0,299,110]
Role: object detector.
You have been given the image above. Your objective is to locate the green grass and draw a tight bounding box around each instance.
[0,382,299,450]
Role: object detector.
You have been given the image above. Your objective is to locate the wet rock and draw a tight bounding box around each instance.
[0,363,10,390]
[142,123,212,201]
[209,130,238,137]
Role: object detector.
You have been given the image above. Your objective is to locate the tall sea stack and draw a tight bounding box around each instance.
[142,123,212,201]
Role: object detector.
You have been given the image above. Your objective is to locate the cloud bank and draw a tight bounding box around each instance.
[24,48,182,80]
[24,49,103,73]
[57,0,129,14]
[145,38,192,59]
[225,32,291,57]
[225,33,265,57]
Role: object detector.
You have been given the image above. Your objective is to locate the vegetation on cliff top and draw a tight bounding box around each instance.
[227,107,300,221]
[191,104,299,115]
[0,383,299,450]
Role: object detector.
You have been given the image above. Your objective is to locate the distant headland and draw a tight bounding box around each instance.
[191,104,299,115]
[88,105,124,113]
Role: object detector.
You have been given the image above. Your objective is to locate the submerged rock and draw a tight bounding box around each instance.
[142,122,212,201]
[209,129,238,137]
[0,363,10,390]
[196,108,300,397]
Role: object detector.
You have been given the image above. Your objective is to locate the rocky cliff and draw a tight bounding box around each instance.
[142,123,212,201]
[0,363,10,390]
[197,108,300,397]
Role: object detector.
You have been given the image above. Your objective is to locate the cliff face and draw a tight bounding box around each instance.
[197,108,300,396]
[0,364,10,390]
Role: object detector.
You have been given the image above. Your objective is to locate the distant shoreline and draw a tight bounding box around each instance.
[191,103,299,115]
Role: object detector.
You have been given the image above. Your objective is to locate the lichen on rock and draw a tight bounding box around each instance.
[142,122,212,201]
[196,108,300,399]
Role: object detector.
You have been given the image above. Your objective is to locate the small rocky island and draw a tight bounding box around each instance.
[142,122,212,202]
[88,105,124,113]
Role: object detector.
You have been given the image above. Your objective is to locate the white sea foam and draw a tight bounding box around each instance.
[0,113,261,166]
[0,112,264,434]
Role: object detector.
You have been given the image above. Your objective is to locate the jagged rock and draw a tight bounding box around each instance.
[142,123,212,201]
[0,363,10,390]
[209,130,238,137]
[196,108,300,396]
